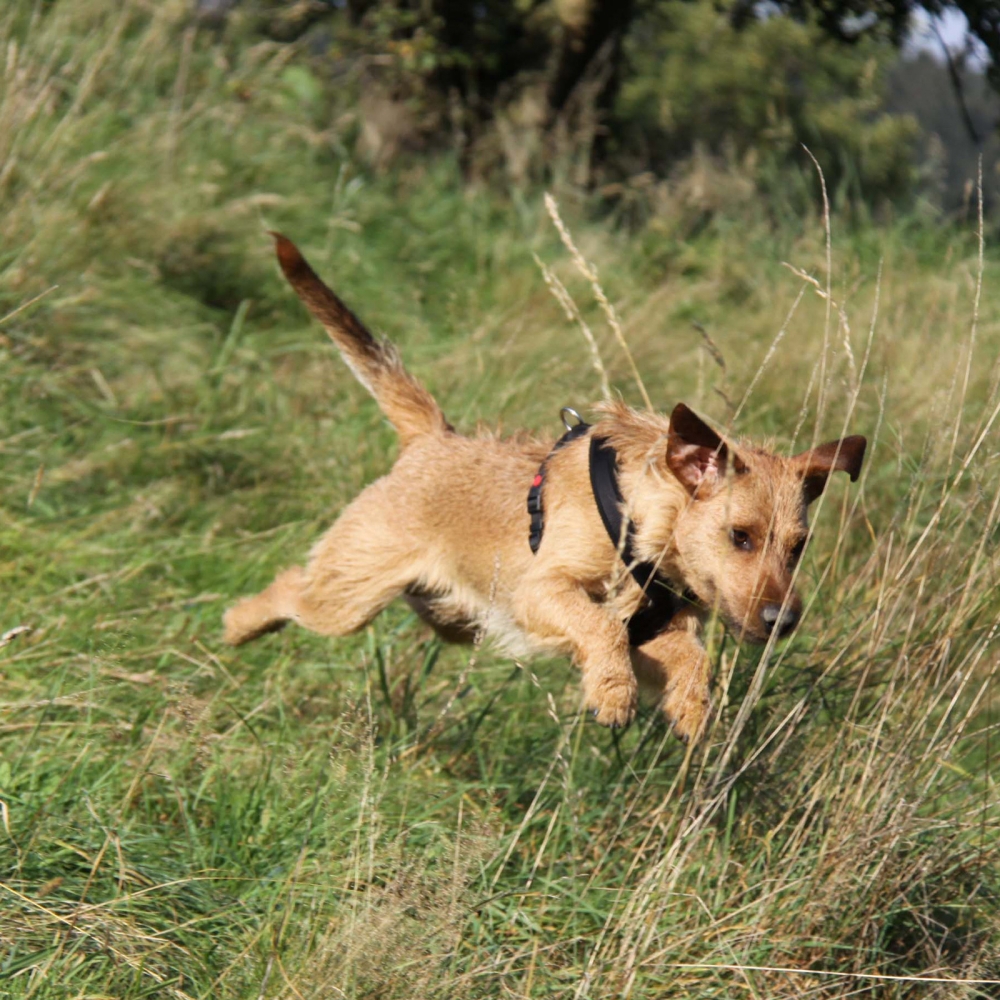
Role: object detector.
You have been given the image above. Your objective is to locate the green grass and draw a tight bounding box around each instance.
[2,2,1000,997]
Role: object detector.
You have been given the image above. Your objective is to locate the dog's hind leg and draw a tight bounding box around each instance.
[224,482,427,646]
[223,566,307,645]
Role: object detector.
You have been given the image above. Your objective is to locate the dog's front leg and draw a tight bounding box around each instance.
[630,609,712,744]
[514,576,637,728]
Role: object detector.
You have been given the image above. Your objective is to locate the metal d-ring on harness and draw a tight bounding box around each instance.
[527,407,694,647]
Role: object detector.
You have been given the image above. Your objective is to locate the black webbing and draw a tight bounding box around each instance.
[589,435,690,646]
[526,420,692,647]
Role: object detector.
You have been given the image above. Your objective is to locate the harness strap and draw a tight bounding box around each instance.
[589,435,693,646]
[526,413,693,647]
[589,436,645,588]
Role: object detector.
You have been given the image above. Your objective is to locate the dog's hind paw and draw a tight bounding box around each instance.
[223,600,287,646]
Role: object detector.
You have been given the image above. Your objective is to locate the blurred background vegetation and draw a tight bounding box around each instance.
[199,0,1000,215]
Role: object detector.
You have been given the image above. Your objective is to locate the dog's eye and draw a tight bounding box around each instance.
[790,537,806,564]
[730,529,752,552]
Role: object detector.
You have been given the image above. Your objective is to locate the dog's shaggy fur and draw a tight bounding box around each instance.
[224,236,866,743]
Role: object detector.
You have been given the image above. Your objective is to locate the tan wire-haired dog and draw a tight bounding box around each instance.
[224,236,866,744]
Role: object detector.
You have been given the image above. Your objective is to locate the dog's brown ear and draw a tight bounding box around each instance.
[667,404,731,496]
[792,436,867,503]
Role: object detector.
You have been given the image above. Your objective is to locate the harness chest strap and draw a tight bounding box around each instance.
[526,415,693,646]
[588,434,694,646]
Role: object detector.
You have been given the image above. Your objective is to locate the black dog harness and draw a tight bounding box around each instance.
[527,409,694,646]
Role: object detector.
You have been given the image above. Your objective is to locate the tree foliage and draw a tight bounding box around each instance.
[210,0,994,207]
[729,2,999,88]
[250,1,999,97]
[619,2,919,204]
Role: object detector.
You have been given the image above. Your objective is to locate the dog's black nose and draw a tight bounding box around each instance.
[761,603,800,638]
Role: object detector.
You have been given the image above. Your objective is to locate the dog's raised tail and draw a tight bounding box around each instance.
[272,233,451,445]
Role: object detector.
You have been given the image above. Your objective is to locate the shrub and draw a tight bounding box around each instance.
[617,1,920,208]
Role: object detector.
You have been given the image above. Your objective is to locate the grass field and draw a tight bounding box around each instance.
[2,2,1000,997]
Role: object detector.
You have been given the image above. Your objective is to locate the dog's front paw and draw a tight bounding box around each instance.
[663,683,712,745]
[585,672,638,729]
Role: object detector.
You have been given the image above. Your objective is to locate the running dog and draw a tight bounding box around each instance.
[224,235,866,743]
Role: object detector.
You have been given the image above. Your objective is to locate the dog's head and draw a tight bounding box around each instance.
[667,404,866,644]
